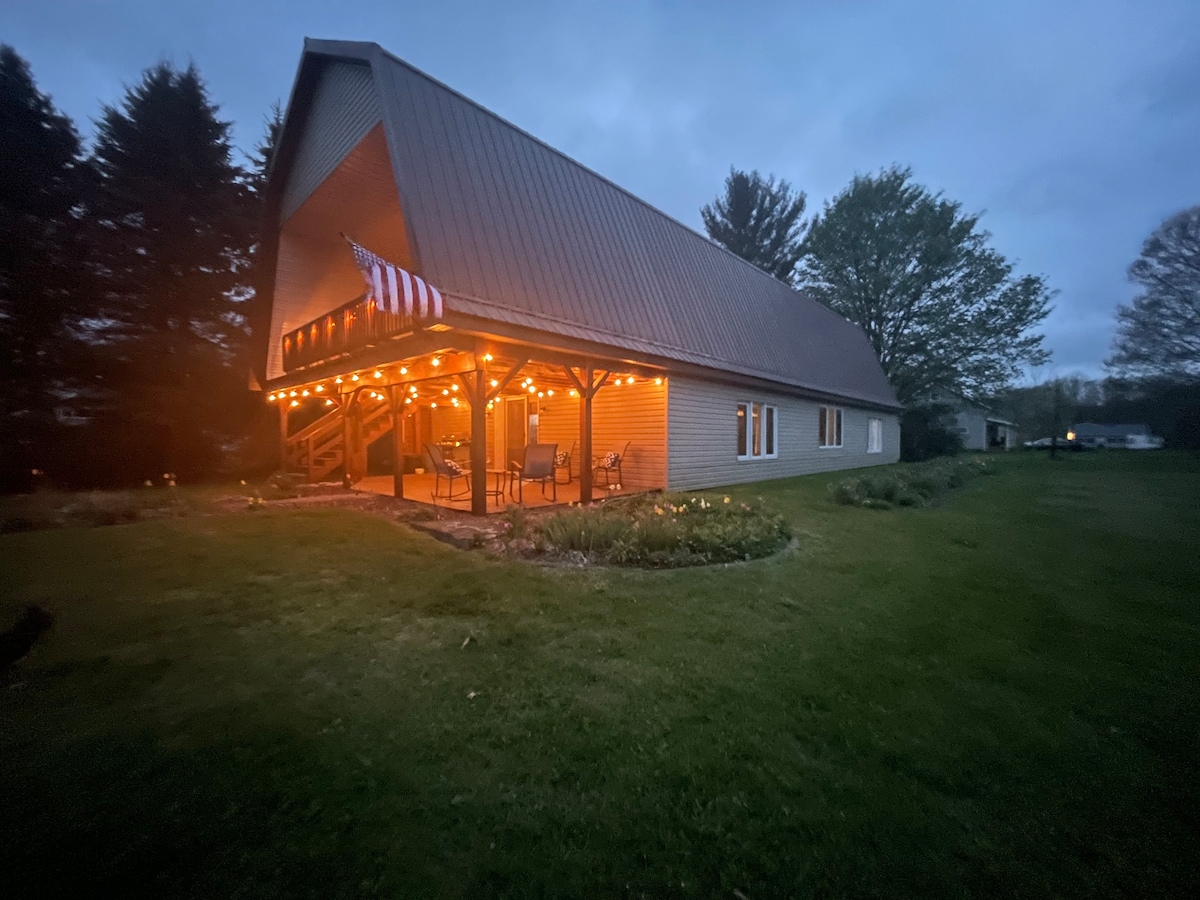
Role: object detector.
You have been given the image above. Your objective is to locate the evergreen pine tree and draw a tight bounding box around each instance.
[88,62,254,480]
[0,45,88,489]
[701,168,807,282]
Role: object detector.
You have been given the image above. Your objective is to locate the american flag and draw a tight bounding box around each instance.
[344,236,444,319]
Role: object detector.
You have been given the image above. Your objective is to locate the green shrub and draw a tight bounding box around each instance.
[534,493,791,568]
[829,458,994,510]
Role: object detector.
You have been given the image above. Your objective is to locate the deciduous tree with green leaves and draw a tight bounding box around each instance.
[1107,205,1200,379]
[701,168,807,282]
[799,166,1053,404]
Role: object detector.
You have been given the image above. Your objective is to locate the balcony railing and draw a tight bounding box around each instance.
[282,294,416,372]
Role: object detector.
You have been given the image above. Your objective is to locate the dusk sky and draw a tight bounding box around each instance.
[7,0,1200,378]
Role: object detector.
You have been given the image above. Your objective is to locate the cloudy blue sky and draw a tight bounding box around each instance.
[7,0,1200,377]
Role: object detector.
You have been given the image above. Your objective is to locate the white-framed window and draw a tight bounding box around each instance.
[737,401,778,460]
[818,406,843,448]
[868,417,883,454]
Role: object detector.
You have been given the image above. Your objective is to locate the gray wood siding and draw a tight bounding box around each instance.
[954,409,988,451]
[281,61,381,220]
[666,376,900,491]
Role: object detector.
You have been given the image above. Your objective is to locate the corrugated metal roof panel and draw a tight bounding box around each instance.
[293,40,900,410]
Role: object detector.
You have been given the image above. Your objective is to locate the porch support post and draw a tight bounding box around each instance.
[579,362,593,505]
[340,394,354,487]
[469,357,488,516]
[567,362,610,506]
[278,401,290,472]
[386,387,405,499]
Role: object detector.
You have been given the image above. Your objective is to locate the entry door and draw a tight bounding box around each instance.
[505,396,527,468]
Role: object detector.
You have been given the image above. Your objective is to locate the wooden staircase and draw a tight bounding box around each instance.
[286,401,394,482]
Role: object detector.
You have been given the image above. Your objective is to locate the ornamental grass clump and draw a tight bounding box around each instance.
[829,457,995,510]
[535,493,791,568]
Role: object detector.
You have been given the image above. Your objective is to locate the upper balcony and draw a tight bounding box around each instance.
[282,295,422,372]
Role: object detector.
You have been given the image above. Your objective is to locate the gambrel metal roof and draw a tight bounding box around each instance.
[261,39,901,410]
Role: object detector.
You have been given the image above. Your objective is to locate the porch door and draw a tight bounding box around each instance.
[505,396,527,468]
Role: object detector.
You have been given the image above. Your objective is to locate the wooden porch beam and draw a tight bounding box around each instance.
[486,357,530,404]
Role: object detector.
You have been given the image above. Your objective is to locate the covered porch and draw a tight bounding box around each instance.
[268,299,667,514]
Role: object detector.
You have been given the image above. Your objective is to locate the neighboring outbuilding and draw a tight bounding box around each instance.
[1071,423,1163,449]
[949,399,1017,451]
[254,39,902,514]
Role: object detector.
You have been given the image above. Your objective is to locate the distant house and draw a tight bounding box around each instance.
[253,39,902,514]
[951,400,1017,451]
[1071,423,1163,449]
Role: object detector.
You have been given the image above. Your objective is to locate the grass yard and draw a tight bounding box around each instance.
[2,452,1198,897]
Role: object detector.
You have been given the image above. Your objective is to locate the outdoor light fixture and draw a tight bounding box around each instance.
[267,394,275,401]
[490,379,498,387]
[614,378,622,386]
[325,399,334,407]
[315,384,324,392]
[400,366,408,375]
[301,389,310,397]
[431,357,441,367]
[289,391,297,397]
[451,384,458,391]
[351,373,360,381]
[537,391,544,398]
[374,370,382,379]
[483,353,493,361]
[290,400,299,407]
[405,398,412,404]
[655,377,663,385]
[528,385,536,393]
[431,401,438,408]
[569,389,577,397]
[335,376,343,384]
[626,376,635,384]
[547,390,554,396]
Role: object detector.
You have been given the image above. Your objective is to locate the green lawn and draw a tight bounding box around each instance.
[2,452,1198,897]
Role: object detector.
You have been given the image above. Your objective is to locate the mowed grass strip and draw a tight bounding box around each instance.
[2,452,1198,897]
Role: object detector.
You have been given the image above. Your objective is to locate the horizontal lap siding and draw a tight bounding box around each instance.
[592,380,667,490]
[667,376,900,491]
[531,382,667,490]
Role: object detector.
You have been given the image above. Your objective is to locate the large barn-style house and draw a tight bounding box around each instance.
[254,40,901,515]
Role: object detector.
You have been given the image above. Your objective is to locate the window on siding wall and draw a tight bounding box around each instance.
[868,417,883,453]
[737,402,778,460]
[818,406,843,448]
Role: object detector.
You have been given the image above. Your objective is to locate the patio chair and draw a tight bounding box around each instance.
[510,442,558,503]
[553,440,578,484]
[593,441,630,488]
[426,441,471,501]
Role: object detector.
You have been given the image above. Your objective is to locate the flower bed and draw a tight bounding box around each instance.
[512,493,792,568]
[828,456,995,510]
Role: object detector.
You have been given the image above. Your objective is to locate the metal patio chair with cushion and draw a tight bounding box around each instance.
[510,443,558,503]
[426,441,471,501]
[553,440,578,484]
[593,441,630,488]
